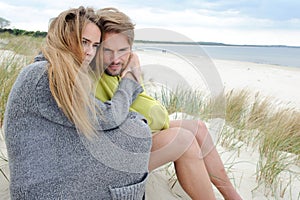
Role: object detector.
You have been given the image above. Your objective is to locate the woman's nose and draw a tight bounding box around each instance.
[85,45,94,55]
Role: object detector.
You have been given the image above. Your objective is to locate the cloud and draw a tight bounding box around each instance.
[127,5,300,45]
[1,0,300,45]
[128,6,295,30]
[0,1,61,31]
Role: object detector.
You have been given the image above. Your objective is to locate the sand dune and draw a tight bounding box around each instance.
[138,50,300,199]
[1,50,299,199]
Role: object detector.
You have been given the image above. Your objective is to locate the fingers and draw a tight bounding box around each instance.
[128,52,140,68]
[121,52,142,83]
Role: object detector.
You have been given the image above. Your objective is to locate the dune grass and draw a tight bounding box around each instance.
[0,56,23,127]
[0,34,42,183]
[155,86,300,198]
[0,149,9,182]
[0,32,44,56]
[0,33,41,127]
[0,34,299,199]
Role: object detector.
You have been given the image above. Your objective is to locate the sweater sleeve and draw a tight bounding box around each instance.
[94,74,170,132]
[95,78,143,130]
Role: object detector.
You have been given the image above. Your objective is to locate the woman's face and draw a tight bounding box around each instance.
[82,22,101,66]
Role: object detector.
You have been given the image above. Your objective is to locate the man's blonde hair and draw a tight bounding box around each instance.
[97,7,135,46]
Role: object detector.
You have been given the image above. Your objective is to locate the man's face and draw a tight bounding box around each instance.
[102,32,131,76]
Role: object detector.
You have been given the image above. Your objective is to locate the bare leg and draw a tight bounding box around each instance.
[170,120,242,200]
[149,127,215,200]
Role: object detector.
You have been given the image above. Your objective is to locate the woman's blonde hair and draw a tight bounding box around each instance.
[42,6,102,138]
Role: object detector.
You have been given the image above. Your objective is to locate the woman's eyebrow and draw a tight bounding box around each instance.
[83,37,100,45]
[82,37,91,42]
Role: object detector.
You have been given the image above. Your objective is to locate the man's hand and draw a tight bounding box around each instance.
[121,52,142,83]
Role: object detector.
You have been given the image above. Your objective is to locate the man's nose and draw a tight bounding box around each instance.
[111,51,121,62]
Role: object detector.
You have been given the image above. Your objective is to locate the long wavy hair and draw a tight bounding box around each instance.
[42,6,102,138]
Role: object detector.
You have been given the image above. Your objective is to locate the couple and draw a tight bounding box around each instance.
[4,6,241,200]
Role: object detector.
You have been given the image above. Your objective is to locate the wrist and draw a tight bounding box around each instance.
[124,71,139,82]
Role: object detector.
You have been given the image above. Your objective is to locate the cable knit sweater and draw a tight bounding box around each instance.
[4,58,152,199]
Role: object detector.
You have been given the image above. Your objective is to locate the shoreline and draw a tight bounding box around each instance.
[212,58,300,109]
[138,50,300,199]
[1,49,299,200]
[134,43,300,69]
[137,50,300,110]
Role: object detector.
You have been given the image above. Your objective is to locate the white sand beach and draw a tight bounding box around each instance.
[138,50,300,110]
[213,59,300,110]
[137,50,300,200]
[1,50,300,199]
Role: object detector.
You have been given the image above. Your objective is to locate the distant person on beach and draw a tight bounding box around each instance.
[95,8,242,200]
[4,6,152,199]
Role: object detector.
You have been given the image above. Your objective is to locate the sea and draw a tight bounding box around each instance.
[133,43,300,69]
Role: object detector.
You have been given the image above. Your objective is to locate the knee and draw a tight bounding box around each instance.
[174,128,196,147]
[194,120,209,139]
[196,120,208,132]
[178,136,202,161]
[175,128,202,158]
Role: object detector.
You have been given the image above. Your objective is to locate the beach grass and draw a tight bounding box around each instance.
[0,32,44,56]
[0,56,24,126]
[0,34,42,184]
[157,86,300,198]
[0,33,41,127]
[0,34,300,199]
[0,153,9,182]
[153,86,207,118]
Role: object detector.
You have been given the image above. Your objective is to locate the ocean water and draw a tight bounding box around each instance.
[134,44,300,69]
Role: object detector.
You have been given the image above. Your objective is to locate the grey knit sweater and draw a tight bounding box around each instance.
[4,58,152,199]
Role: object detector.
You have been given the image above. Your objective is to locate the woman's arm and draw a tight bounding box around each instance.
[95,53,143,130]
[96,78,143,130]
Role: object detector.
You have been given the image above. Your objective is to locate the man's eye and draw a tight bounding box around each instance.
[119,49,128,52]
[103,48,112,53]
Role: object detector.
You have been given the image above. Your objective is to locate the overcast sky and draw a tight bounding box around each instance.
[0,0,300,46]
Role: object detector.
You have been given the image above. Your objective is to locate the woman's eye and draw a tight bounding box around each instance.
[93,44,100,49]
[82,40,88,46]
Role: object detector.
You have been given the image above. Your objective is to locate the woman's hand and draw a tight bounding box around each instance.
[121,52,142,83]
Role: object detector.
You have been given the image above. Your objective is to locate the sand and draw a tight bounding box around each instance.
[137,50,300,200]
[213,59,300,109]
[0,50,299,199]
[138,50,300,110]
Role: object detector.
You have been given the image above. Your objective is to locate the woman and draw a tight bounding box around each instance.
[4,6,151,199]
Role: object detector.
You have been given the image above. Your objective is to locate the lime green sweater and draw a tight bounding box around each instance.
[95,73,169,132]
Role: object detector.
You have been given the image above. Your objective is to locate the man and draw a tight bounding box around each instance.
[95,8,242,200]
[95,8,169,133]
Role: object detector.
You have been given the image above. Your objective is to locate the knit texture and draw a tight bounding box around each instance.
[4,59,152,199]
[95,73,170,132]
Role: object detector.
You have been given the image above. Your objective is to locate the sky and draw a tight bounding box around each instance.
[0,0,300,46]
